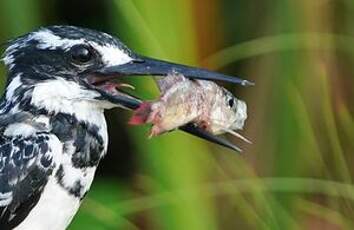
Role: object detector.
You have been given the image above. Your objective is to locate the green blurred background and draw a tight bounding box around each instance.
[1,0,354,229]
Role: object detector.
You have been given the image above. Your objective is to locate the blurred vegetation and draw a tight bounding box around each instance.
[1,0,354,229]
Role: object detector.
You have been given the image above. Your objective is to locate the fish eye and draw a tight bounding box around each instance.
[70,44,94,65]
[228,98,234,108]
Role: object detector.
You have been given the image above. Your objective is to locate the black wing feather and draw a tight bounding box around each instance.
[0,133,56,230]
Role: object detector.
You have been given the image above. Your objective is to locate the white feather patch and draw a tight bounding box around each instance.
[93,44,133,66]
[14,177,80,230]
[59,145,98,197]
[4,123,37,137]
[32,30,84,50]
[30,78,109,149]
[31,78,103,120]
[0,192,13,206]
[5,75,22,101]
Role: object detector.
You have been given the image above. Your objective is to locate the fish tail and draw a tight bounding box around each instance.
[129,102,152,125]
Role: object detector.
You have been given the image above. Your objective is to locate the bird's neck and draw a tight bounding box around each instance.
[0,73,109,151]
[0,74,106,123]
[0,72,109,164]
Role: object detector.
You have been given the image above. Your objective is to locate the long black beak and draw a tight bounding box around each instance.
[180,124,242,152]
[97,56,254,86]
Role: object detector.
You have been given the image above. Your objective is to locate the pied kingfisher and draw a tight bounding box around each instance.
[0,26,252,230]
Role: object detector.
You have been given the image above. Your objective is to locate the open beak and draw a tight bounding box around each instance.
[93,55,252,152]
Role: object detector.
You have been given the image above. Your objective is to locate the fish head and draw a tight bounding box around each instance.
[220,88,248,131]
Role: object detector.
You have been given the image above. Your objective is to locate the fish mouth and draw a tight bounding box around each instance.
[87,55,254,152]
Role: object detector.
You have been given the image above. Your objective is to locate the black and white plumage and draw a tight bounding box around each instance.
[0,26,129,230]
[0,26,251,230]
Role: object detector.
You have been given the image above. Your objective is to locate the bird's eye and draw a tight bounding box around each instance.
[70,45,93,64]
[228,98,234,108]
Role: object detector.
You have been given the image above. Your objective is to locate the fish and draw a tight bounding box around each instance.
[129,74,250,143]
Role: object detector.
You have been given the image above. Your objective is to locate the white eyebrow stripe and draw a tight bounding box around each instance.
[31,29,133,66]
[31,30,84,50]
[91,43,133,66]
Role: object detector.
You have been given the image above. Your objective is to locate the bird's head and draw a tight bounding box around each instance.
[1,25,252,151]
[2,26,143,112]
[2,25,252,112]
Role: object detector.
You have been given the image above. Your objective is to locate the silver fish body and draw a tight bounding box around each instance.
[130,74,248,141]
